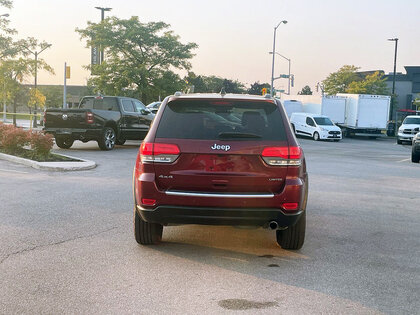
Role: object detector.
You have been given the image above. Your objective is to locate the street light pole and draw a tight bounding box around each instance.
[270,20,287,97]
[23,44,51,128]
[1,13,9,122]
[95,7,112,64]
[388,38,398,121]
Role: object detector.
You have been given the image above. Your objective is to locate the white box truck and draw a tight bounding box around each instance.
[336,94,391,138]
[281,95,346,124]
[279,99,304,118]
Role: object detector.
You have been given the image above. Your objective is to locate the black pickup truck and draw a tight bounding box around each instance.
[44,96,154,150]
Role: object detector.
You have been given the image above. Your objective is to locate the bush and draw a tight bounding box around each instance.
[30,131,53,158]
[0,122,15,146]
[1,126,29,154]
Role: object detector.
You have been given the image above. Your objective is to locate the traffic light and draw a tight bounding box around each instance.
[262,88,267,95]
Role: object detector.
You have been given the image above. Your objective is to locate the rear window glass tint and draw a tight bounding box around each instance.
[79,97,94,109]
[93,98,118,110]
[155,100,286,141]
[122,100,135,112]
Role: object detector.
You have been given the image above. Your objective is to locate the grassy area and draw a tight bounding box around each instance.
[0,148,81,162]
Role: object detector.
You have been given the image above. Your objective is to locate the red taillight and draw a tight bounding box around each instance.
[262,147,289,159]
[140,142,154,155]
[141,198,156,206]
[154,143,180,155]
[86,112,94,124]
[140,142,180,163]
[282,202,299,211]
[261,146,302,166]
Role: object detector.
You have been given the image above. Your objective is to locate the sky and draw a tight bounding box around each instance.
[3,0,420,94]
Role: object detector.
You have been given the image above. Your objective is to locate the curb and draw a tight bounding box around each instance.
[0,152,96,171]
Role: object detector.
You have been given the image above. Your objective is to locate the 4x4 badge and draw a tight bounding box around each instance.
[211,143,231,151]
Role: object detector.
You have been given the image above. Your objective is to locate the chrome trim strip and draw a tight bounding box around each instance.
[165,191,274,198]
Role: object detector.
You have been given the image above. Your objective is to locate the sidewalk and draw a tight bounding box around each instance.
[2,118,43,131]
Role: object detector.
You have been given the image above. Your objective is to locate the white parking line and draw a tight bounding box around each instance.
[397,158,410,163]
[0,168,29,174]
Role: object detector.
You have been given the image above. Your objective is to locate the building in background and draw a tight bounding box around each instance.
[384,66,420,111]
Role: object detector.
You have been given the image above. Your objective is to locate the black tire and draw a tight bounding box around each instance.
[313,132,320,141]
[134,208,163,245]
[412,149,420,163]
[276,211,306,250]
[116,139,126,145]
[55,136,74,149]
[397,139,402,145]
[98,127,116,151]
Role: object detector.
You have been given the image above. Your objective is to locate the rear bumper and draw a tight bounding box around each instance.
[44,128,102,140]
[136,204,304,227]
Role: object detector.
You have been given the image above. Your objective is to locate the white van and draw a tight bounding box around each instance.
[290,113,342,141]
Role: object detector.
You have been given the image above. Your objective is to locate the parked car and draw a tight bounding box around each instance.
[290,112,342,141]
[397,115,420,144]
[133,92,308,249]
[146,101,162,114]
[44,95,154,150]
[412,132,420,163]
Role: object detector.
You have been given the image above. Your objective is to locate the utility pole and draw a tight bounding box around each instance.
[388,38,398,121]
[95,7,112,64]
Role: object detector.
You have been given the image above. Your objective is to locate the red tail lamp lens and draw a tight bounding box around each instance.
[153,143,180,155]
[289,147,302,159]
[261,147,289,159]
[140,142,154,155]
[140,142,180,163]
[282,202,299,211]
[141,198,156,206]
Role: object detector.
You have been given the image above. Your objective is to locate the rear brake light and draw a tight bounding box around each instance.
[141,198,156,206]
[86,112,94,124]
[140,142,180,163]
[282,202,299,211]
[261,146,302,166]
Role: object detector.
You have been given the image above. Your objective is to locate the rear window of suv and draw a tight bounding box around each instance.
[155,99,286,141]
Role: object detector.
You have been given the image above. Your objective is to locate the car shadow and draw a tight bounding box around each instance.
[148,225,309,275]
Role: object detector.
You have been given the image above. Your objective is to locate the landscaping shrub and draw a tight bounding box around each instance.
[0,122,15,147]
[1,126,29,154]
[30,131,54,159]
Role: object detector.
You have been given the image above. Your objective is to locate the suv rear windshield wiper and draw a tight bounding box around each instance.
[218,132,262,139]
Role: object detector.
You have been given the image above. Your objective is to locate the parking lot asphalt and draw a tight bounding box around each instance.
[0,137,418,314]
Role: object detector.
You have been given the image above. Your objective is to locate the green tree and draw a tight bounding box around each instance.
[346,71,389,95]
[76,16,198,104]
[247,81,270,95]
[323,65,360,95]
[298,85,313,95]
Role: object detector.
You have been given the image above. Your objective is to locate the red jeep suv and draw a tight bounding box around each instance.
[133,93,308,249]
